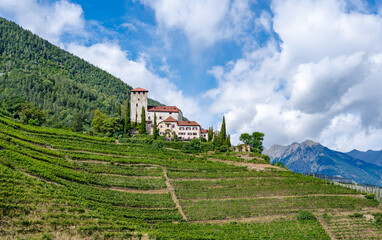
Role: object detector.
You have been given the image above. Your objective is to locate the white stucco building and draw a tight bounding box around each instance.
[130,87,207,141]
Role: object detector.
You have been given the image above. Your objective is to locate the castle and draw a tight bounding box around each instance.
[130,87,209,141]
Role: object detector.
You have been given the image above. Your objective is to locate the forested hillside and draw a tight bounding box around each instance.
[0,17,159,128]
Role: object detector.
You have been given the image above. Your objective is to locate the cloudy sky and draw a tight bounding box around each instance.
[1,0,382,151]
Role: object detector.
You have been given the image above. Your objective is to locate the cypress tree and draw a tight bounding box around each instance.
[123,99,130,137]
[153,112,158,139]
[225,134,231,147]
[139,107,146,133]
[218,116,227,146]
[208,127,213,142]
[135,112,138,127]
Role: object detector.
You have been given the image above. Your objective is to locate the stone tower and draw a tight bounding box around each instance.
[130,87,148,124]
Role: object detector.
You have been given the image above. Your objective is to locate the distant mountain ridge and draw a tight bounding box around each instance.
[345,149,382,166]
[264,140,382,187]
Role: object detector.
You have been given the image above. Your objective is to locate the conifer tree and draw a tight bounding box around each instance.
[208,127,213,142]
[72,112,83,132]
[139,107,146,133]
[123,99,130,137]
[153,112,158,139]
[216,116,227,147]
[219,116,226,142]
[225,134,231,147]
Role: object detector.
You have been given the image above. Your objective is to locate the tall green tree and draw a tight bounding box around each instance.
[215,116,228,147]
[225,134,231,147]
[153,112,158,139]
[72,112,83,132]
[239,132,264,152]
[139,107,146,133]
[92,110,108,134]
[123,99,130,137]
[91,109,122,136]
[219,116,226,142]
[208,127,214,142]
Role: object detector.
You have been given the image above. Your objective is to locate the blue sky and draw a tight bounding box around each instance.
[1,0,382,151]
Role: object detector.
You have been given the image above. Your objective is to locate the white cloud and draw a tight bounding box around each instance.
[0,0,85,44]
[319,113,382,152]
[67,42,209,126]
[206,0,382,151]
[140,0,254,46]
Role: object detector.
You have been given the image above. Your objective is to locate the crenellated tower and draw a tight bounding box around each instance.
[130,87,148,124]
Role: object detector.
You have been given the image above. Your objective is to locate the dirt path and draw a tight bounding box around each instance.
[108,187,169,194]
[189,214,295,224]
[172,176,287,182]
[207,157,283,171]
[68,159,160,168]
[59,148,145,158]
[318,217,337,240]
[184,194,366,202]
[21,171,63,186]
[162,167,188,220]
[96,173,162,179]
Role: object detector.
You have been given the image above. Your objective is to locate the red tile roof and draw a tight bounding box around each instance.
[201,129,209,133]
[163,116,178,122]
[178,121,200,126]
[148,106,180,113]
[131,87,148,92]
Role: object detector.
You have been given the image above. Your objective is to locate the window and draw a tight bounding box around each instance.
[148,116,151,120]
[172,124,175,128]
[138,98,140,101]
[193,133,197,135]
[136,103,138,107]
[186,127,190,130]
[160,125,162,128]
[159,116,162,120]
[179,127,184,130]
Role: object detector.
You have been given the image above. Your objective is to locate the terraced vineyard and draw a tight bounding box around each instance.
[0,114,381,239]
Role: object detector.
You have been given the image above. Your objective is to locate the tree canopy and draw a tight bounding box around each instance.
[239,132,265,152]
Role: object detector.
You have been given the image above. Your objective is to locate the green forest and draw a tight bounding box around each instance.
[0,17,159,129]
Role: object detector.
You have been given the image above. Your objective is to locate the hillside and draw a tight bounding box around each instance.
[0,17,160,128]
[0,115,381,239]
[264,140,382,187]
[346,149,382,167]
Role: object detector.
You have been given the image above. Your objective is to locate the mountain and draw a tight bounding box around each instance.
[263,140,382,187]
[346,149,382,166]
[0,17,160,127]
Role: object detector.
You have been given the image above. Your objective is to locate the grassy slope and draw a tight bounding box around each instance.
[0,115,381,239]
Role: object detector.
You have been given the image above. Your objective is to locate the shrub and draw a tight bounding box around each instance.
[297,210,317,221]
[349,213,364,218]
[181,139,201,153]
[375,215,382,226]
[273,162,285,168]
[219,145,229,152]
[152,141,163,149]
[322,213,332,222]
[365,193,375,200]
